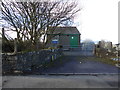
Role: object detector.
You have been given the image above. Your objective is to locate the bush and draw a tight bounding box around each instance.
[2,39,43,53]
[2,40,14,53]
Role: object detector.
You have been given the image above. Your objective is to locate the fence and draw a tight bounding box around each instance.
[62,44,95,56]
[2,49,63,74]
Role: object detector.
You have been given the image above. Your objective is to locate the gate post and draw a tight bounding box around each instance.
[13,38,17,54]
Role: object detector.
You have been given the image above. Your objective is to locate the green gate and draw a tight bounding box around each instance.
[70,36,79,48]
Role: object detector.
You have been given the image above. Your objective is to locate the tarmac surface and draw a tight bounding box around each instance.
[37,55,119,74]
[2,74,119,88]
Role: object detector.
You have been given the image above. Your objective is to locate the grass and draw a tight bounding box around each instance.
[85,56,118,66]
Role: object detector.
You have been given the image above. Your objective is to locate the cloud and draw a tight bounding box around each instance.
[76,0,118,44]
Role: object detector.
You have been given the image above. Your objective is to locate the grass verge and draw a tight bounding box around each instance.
[86,56,118,66]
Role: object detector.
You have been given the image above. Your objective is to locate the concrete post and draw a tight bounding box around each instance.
[13,38,17,54]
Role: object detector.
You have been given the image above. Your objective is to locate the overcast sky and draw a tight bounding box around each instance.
[1,0,119,44]
[74,0,119,44]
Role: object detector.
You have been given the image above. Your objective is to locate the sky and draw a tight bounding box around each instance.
[74,0,119,44]
[1,0,119,44]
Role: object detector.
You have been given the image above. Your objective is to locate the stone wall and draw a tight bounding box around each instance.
[2,49,63,74]
[2,54,17,74]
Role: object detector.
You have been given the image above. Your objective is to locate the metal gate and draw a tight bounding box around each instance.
[63,43,95,56]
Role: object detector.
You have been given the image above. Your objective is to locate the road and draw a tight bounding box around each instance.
[2,74,119,88]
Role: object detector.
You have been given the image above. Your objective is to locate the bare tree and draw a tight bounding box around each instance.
[1,0,80,49]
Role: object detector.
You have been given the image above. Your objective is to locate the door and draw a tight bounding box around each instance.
[70,36,78,48]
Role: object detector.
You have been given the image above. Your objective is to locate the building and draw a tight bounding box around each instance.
[98,41,112,51]
[113,44,120,51]
[46,26,81,50]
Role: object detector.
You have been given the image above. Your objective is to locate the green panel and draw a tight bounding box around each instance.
[70,36,78,48]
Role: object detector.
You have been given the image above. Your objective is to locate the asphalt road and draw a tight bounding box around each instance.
[2,75,119,88]
[37,56,119,74]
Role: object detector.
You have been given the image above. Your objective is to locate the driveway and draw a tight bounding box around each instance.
[39,56,118,74]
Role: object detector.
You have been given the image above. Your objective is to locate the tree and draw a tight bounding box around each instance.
[1,0,80,49]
